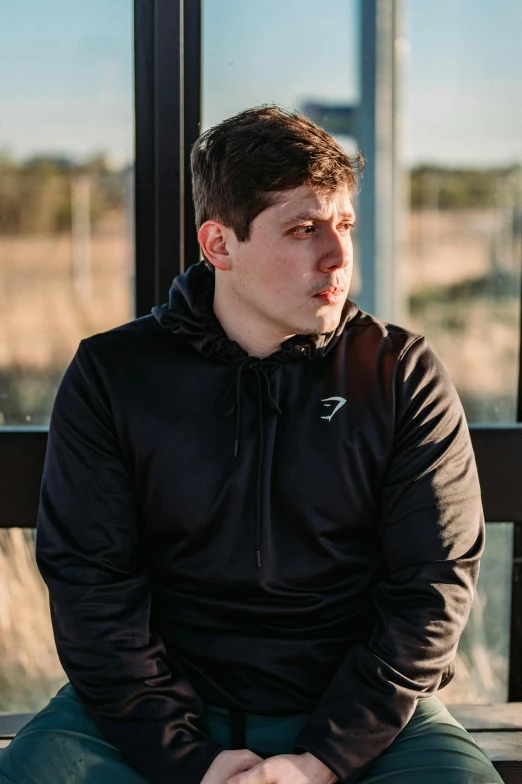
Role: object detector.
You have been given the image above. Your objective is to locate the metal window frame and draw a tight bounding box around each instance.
[0,0,521,701]
[134,0,201,317]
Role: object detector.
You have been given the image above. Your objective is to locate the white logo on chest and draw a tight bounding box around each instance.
[320,396,347,422]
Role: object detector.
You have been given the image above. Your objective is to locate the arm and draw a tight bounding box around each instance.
[36,340,225,784]
[292,336,484,783]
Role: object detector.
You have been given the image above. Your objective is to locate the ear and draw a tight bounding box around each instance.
[198,220,231,271]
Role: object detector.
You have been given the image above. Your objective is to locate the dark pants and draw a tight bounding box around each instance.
[0,683,503,783]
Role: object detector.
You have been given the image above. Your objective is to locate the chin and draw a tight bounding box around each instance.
[290,314,341,337]
[313,309,344,334]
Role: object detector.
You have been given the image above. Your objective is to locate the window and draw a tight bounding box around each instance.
[1,0,521,713]
[0,0,134,711]
[402,0,522,703]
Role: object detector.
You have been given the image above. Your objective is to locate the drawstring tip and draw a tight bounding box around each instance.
[233,439,239,458]
[256,550,262,568]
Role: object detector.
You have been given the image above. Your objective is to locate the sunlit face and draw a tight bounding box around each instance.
[224,183,355,340]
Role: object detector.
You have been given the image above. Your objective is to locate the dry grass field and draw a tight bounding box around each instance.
[0,211,134,709]
[0,530,66,711]
[0,212,132,373]
[403,208,521,419]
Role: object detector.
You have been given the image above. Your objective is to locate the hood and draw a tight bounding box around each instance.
[151,260,360,364]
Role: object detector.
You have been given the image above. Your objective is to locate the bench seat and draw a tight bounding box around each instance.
[0,712,35,749]
[450,703,522,784]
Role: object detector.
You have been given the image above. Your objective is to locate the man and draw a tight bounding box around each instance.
[0,106,502,784]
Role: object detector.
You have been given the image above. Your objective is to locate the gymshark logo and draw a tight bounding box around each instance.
[321,396,347,422]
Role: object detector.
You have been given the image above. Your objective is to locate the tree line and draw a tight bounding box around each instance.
[0,152,129,235]
[410,164,522,210]
[0,153,520,235]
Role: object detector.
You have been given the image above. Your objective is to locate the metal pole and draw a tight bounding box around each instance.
[155,0,182,303]
[134,0,156,317]
[508,521,522,700]
[510,170,522,701]
[358,0,405,323]
[70,174,92,302]
[183,0,202,270]
[134,0,183,316]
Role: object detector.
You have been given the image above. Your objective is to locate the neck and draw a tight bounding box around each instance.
[212,280,294,359]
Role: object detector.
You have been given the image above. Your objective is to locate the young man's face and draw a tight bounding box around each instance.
[225,183,355,339]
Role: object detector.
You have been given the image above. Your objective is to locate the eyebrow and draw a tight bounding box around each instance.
[280,210,356,228]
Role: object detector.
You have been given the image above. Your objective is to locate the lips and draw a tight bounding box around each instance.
[313,286,344,304]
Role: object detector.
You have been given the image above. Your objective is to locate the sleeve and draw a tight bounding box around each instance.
[292,335,484,783]
[36,340,224,784]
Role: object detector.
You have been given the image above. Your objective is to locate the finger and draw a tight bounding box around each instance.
[228,751,265,776]
[225,760,274,784]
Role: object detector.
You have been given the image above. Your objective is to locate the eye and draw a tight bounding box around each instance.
[340,221,355,232]
[293,225,315,235]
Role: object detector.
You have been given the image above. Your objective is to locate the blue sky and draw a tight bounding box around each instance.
[1,0,521,166]
[0,0,133,167]
[406,0,522,164]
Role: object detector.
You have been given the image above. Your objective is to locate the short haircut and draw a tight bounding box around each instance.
[190,105,364,244]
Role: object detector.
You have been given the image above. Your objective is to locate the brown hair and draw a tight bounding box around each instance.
[190,105,364,246]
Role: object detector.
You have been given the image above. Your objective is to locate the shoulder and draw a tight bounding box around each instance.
[341,306,456,401]
[59,315,183,397]
[344,304,426,364]
[77,313,181,367]
[80,314,165,351]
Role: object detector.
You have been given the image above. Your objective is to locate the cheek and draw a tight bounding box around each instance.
[266,257,305,296]
[253,248,299,290]
[240,233,313,297]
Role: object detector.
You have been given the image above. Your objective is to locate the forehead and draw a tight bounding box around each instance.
[266,183,355,223]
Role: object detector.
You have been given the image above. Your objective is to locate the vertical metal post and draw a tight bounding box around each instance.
[357,0,405,323]
[70,174,92,302]
[182,0,202,270]
[134,0,156,317]
[510,186,522,701]
[508,521,522,700]
[134,0,198,316]
[155,0,182,302]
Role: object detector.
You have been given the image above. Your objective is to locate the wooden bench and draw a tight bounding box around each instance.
[451,703,522,783]
[0,712,34,750]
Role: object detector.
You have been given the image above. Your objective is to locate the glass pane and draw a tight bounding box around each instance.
[404,1,521,703]
[0,1,134,713]
[0,1,134,428]
[201,0,362,291]
[201,0,519,708]
[403,1,522,425]
[0,529,66,712]
[440,523,514,705]
[202,0,359,130]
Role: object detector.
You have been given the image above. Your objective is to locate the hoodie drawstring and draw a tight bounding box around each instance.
[219,358,282,568]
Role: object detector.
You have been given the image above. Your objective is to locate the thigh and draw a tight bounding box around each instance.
[358,695,503,784]
[0,683,148,784]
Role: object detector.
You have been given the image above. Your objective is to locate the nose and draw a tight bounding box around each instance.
[317,226,352,272]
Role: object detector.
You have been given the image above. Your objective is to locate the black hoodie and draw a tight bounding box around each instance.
[36,261,484,784]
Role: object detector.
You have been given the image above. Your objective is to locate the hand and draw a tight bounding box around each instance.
[224,751,339,783]
[200,749,265,784]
